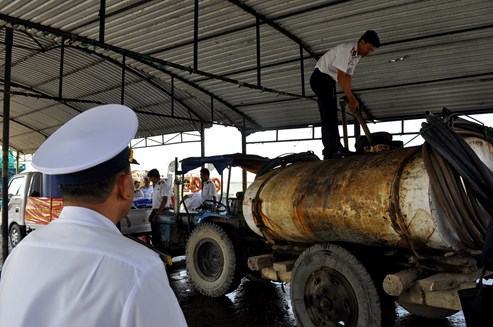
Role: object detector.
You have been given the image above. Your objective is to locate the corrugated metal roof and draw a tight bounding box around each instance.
[0,0,491,153]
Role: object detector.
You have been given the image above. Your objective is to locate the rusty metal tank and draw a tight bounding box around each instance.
[242,137,493,252]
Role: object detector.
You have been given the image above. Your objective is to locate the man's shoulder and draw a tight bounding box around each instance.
[20,222,162,272]
[84,232,163,272]
[335,41,355,52]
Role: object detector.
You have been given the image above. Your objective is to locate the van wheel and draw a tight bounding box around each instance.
[186,223,241,297]
[9,223,25,248]
[291,243,383,327]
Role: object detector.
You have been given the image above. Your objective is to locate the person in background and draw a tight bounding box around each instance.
[141,176,153,199]
[147,168,172,245]
[310,30,380,159]
[0,104,186,327]
[134,180,144,199]
[200,168,217,208]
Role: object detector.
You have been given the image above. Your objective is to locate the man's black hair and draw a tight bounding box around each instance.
[60,166,129,203]
[147,168,160,178]
[200,168,210,176]
[359,30,380,48]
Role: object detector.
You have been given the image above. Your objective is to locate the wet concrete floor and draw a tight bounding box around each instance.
[0,234,466,326]
[168,263,466,327]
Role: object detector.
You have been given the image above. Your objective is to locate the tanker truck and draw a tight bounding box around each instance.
[237,113,493,326]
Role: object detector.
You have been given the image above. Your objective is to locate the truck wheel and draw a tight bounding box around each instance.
[186,223,241,297]
[399,302,458,319]
[291,243,382,327]
[9,223,25,249]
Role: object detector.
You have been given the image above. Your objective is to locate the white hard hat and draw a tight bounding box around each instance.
[32,104,138,184]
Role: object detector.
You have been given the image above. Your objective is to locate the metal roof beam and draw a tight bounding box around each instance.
[0,43,57,72]
[74,47,208,124]
[99,0,106,43]
[192,25,493,84]
[227,0,317,59]
[234,71,493,108]
[12,108,206,140]
[147,1,348,56]
[0,78,83,115]
[0,15,262,127]
[0,90,103,106]
[67,0,156,32]
[0,98,49,139]
[382,24,493,47]
[193,55,312,83]
[0,41,209,125]
[352,72,493,93]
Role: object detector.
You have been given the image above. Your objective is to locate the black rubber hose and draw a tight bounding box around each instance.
[420,113,493,254]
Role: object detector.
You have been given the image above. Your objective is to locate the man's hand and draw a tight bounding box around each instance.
[347,95,359,113]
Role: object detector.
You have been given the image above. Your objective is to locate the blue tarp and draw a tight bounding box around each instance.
[180,153,269,175]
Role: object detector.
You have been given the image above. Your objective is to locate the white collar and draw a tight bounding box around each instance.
[351,41,360,57]
[57,206,121,234]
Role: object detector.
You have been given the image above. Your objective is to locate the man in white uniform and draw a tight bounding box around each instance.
[141,176,153,198]
[148,168,171,211]
[310,30,380,159]
[200,168,217,208]
[0,105,187,327]
[147,168,173,245]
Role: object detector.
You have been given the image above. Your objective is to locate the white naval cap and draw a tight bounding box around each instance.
[32,104,138,184]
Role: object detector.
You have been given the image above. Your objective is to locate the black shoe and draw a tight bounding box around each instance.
[336,144,351,154]
[326,149,354,159]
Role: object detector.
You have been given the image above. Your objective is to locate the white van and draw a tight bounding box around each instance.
[4,171,152,248]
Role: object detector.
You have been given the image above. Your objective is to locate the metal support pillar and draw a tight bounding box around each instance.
[300,45,305,96]
[193,0,199,71]
[354,120,361,139]
[241,119,247,192]
[200,122,205,158]
[210,97,214,122]
[171,76,174,116]
[99,0,106,43]
[16,151,19,174]
[58,39,65,99]
[256,16,261,86]
[2,27,13,262]
[120,55,126,104]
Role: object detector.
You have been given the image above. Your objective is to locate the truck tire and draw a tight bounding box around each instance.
[291,243,383,327]
[399,302,458,319]
[9,223,25,249]
[186,223,241,297]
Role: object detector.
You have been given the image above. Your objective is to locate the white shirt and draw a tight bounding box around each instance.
[141,185,153,199]
[152,179,171,209]
[315,41,361,81]
[201,179,218,204]
[0,206,187,327]
[134,188,144,199]
[184,192,202,210]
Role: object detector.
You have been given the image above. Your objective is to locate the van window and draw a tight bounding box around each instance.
[28,173,42,197]
[8,176,25,196]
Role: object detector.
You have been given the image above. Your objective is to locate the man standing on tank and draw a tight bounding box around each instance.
[310,30,380,159]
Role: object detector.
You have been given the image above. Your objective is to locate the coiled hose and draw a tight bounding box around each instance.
[420,112,493,255]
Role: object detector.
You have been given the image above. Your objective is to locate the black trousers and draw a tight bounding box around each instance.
[310,68,341,158]
[149,210,162,245]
